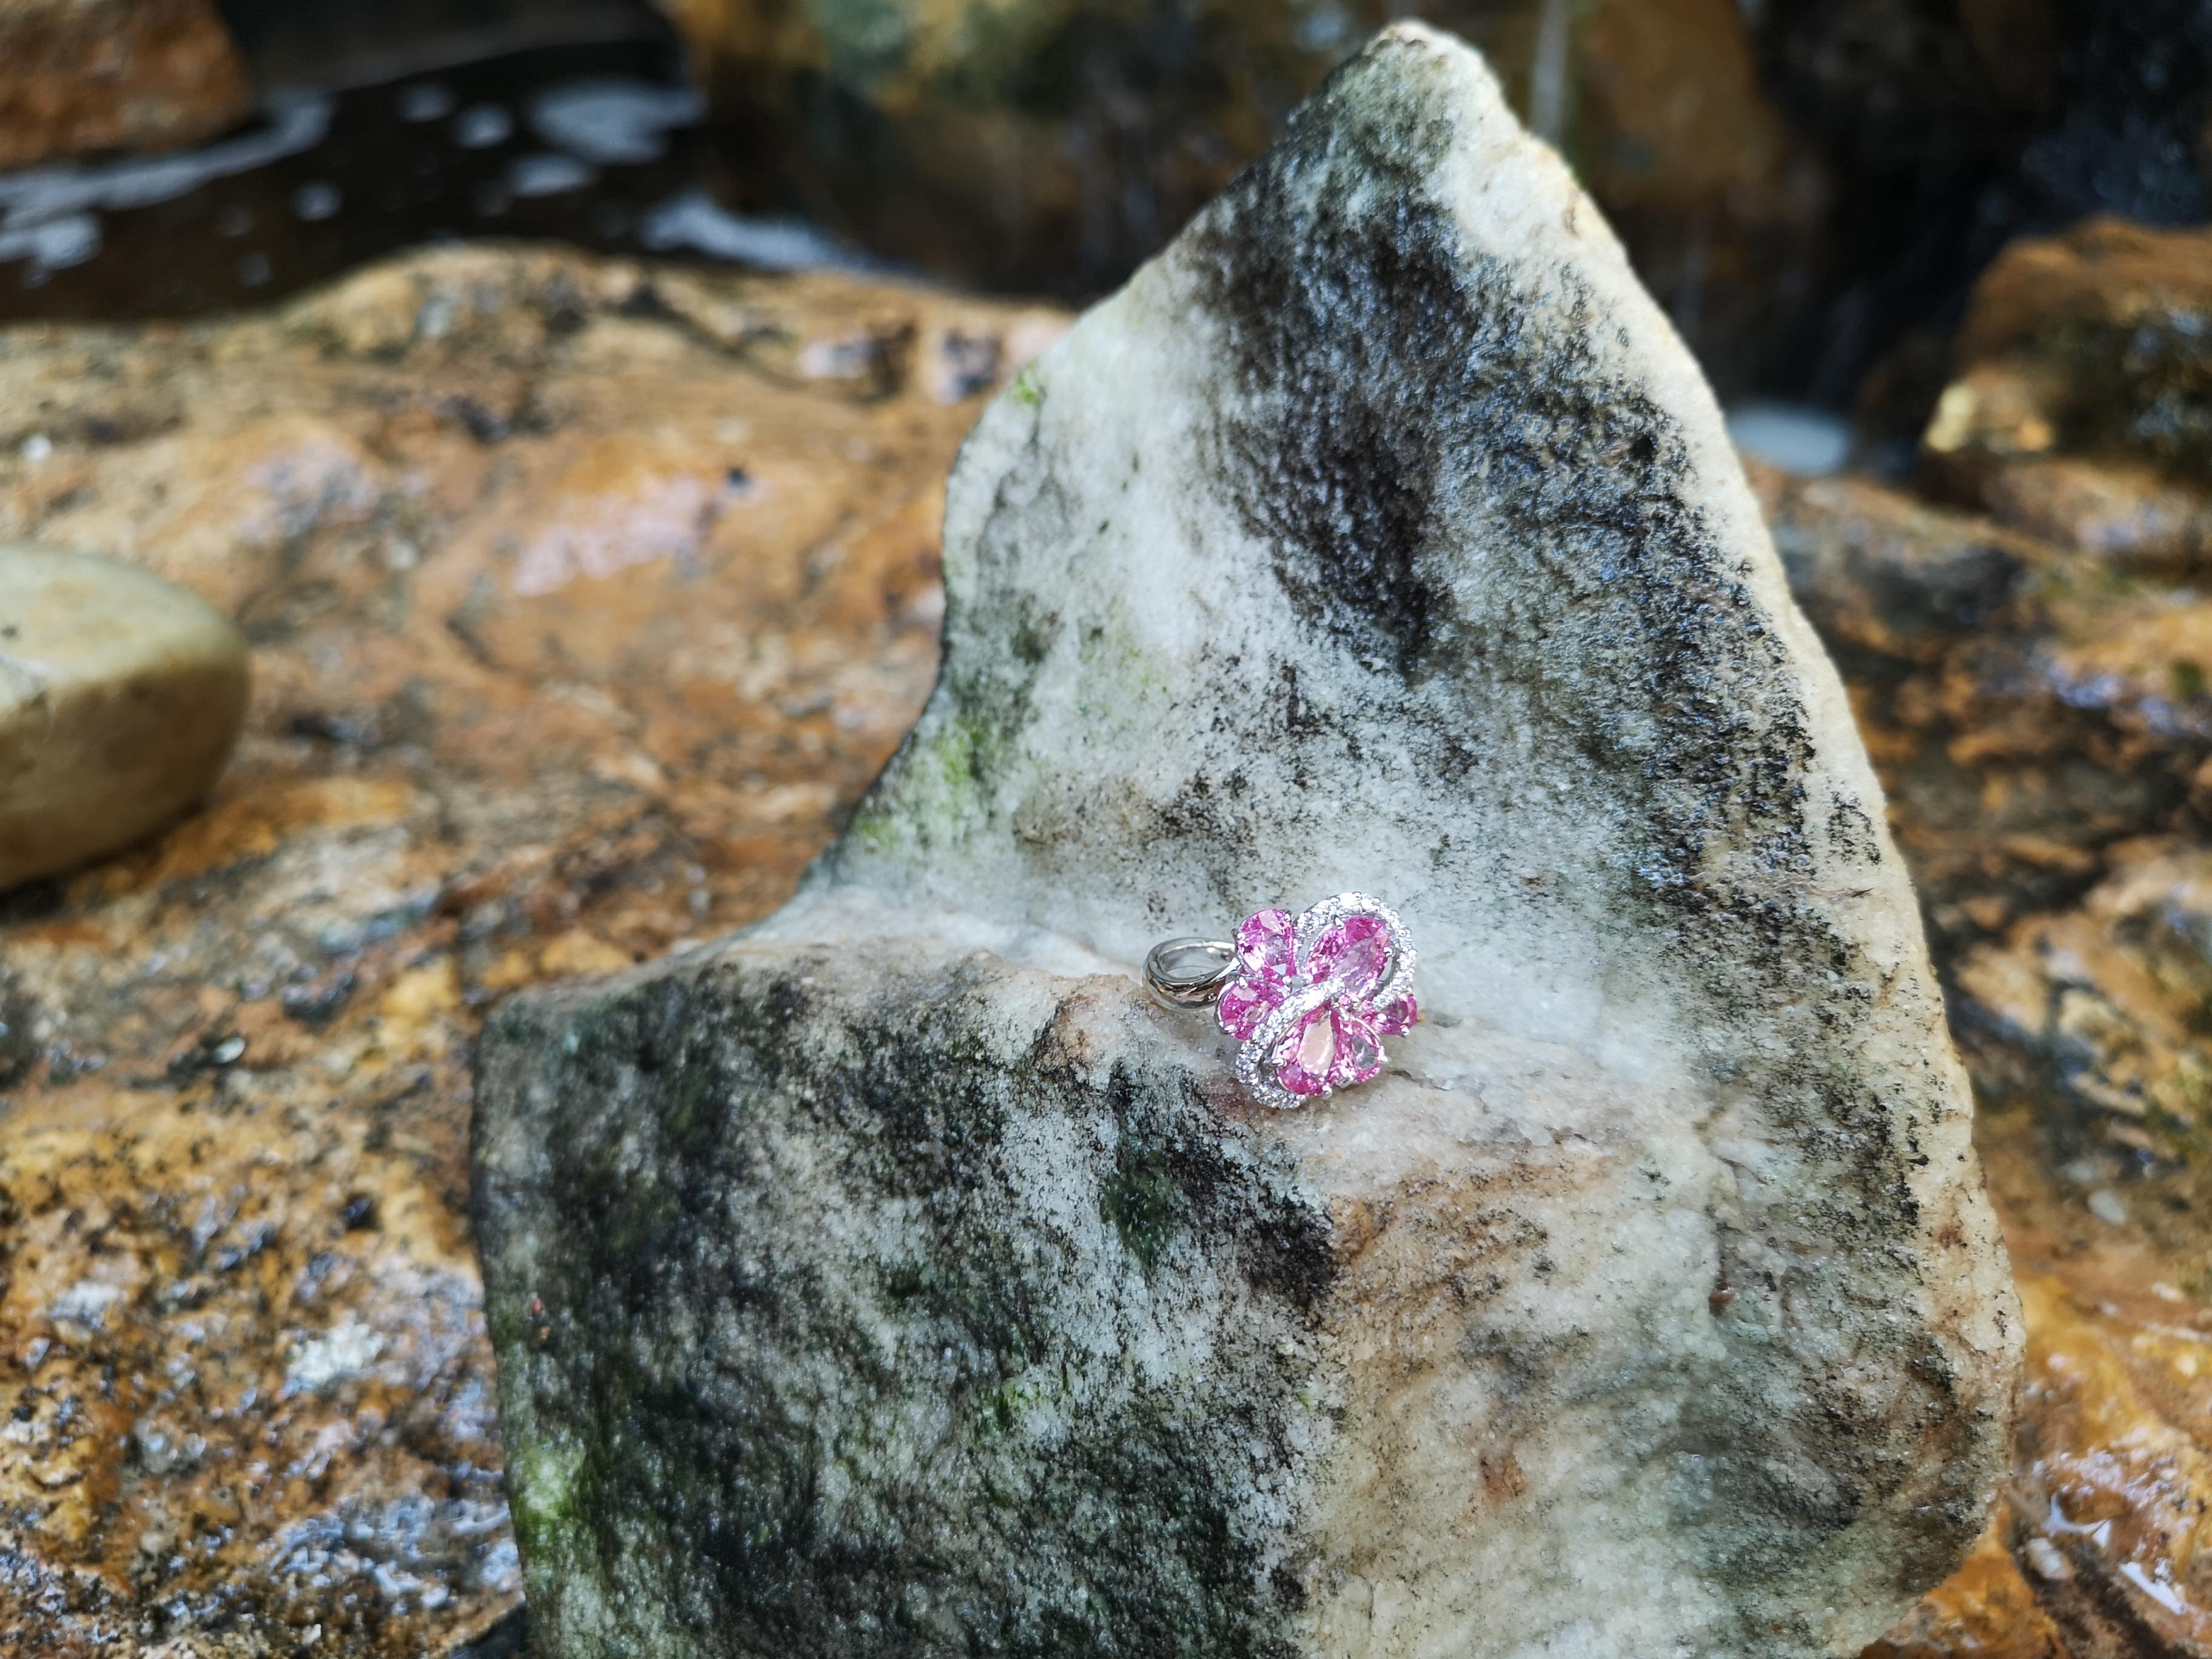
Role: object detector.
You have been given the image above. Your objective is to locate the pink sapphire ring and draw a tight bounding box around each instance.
[1145,894,1419,1109]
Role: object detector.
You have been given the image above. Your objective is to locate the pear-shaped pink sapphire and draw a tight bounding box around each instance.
[1235,908,1297,983]
[1309,914,1389,998]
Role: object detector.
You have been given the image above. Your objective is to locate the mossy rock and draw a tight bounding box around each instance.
[475,27,2018,1657]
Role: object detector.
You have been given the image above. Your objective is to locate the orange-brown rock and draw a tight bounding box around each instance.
[1861,1524,2067,1659]
[2005,1261,2212,1655]
[0,0,252,169]
[1865,1179,2212,1657]
[1757,460,2212,957]
[0,243,1060,1655]
[1758,458,2212,1656]
[1956,842,2212,1170]
[1926,218,2212,571]
[1943,842,2212,1649]
[1951,218,2212,373]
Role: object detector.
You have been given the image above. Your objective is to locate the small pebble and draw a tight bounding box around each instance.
[1,544,249,890]
[2021,1536,2071,1582]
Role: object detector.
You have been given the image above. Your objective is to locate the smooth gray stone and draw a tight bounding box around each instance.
[0,543,248,889]
[474,24,2019,1658]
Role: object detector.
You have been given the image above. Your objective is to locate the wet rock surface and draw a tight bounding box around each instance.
[1760,215,2212,1640]
[0,75,2204,1659]
[0,542,249,888]
[476,28,2016,1658]
[0,0,252,169]
[0,241,1053,1655]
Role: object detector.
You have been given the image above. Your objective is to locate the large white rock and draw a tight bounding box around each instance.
[474,25,2019,1658]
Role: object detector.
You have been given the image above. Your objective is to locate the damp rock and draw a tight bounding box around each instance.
[474,26,2019,1658]
[1763,392,2212,1653]
[1756,463,2042,665]
[0,243,1040,1649]
[1923,218,2212,571]
[2003,1265,2212,1656]
[0,543,249,889]
[1953,841,2212,1173]
[0,0,252,169]
[1755,457,2212,957]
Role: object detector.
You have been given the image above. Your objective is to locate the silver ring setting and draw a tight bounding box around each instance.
[1144,937,1237,1008]
[1147,893,1419,1109]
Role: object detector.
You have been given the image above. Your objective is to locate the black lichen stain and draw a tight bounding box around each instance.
[1099,1139,1183,1278]
[1173,30,1994,1626]
[1187,36,1819,952]
[0,973,39,1092]
[474,964,1332,1658]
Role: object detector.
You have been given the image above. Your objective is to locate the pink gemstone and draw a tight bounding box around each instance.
[1216,977,1275,1042]
[1370,994,1418,1036]
[1330,1013,1386,1087]
[1236,909,1298,985]
[1308,915,1389,999]
[1275,1008,1339,1096]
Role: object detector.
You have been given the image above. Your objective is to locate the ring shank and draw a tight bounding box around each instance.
[1145,937,1236,1009]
